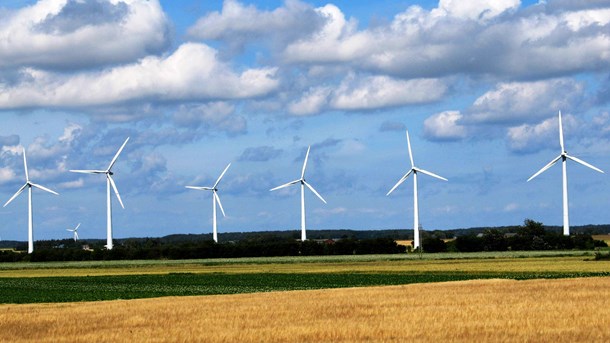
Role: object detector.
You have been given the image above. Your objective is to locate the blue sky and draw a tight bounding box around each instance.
[1,0,610,241]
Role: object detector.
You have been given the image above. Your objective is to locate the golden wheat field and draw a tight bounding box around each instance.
[0,277,608,342]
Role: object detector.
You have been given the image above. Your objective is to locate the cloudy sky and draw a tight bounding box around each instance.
[1,0,609,241]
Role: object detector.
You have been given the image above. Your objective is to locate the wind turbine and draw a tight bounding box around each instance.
[3,148,59,254]
[387,130,447,250]
[70,137,129,250]
[527,111,603,236]
[270,146,327,241]
[186,163,231,243]
[67,223,81,241]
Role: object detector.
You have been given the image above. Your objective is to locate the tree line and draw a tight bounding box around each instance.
[0,237,406,262]
[419,219,608,253]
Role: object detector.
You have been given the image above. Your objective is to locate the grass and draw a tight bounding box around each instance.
[1,277,608,342]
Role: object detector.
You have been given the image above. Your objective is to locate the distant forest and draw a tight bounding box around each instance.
[0,220,608,262]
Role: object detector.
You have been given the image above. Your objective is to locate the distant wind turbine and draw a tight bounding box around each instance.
[387,130,447,250]
[270,146,326,241]
[70,137,129,250]
[67,223,81,241]
[3,148,59,254]
[186,163,231,243]
[527,111,603,236]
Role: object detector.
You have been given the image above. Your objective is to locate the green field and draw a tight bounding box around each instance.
[1,251,609,304]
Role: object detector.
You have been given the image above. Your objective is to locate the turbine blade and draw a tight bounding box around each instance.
[566,155,604,174]
[75,223,81,231]
[527,155,561,182]
[4,184,28,207]
[107,137,130,171]
[270,179,300,191]
[387,169,413,196]
[74,232,79,241]
[406,130,414,167]
[214,191,226,217]
[304,181,327,204]
[23,148,29,182]
[108,175,124,209]
[70,169,105,174]
[416,168,448,181]
[30,183,59,195]
[301,146,311,179]
[185,186,213,191]
[214,163,231,188]
[558,111,564,152]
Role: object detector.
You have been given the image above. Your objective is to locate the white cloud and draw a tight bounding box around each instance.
[188,0,322,51]
[467,79,585,124]
[0,0,170,70]
[331,75,447,110]
[288,86,332,116]
[423,111,468,141]
[59,177,84,189]
[0,167,16,184]
[289,75,447,115]
[506,115,568,152]
[0,43,279,109]
[277,1,610,79]
[435,0,520,21]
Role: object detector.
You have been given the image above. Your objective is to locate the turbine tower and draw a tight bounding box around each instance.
[70,137,129,250]
[3,148,59,253]
[527,111,604,236]
[186,163,231,243]
[270,146,326,241]
[67,223,81,241]
[387,130,447,250]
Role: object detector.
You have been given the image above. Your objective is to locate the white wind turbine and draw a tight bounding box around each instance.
[67,223,81,241]
[387,130,447,250]
[270,146,327,241]
[70,137,129,250]
[186,163,231,243]
[527,111,603,236]
[3,148,59,254]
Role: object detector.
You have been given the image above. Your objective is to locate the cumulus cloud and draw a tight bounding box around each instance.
[466,79,585,124]
[0,43,279,109]
[505,114,580,153]
[423,111,468,141]
[188,0,322,53]
[0,0,171,70]
[436,0,519,21]
[288,75,447,115]
[280,0,610,79]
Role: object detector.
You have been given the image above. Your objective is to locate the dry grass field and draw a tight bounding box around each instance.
[1,254,608,278]
[0,277,608,342]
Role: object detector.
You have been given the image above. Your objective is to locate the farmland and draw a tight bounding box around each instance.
[0,277,608,342]
[0,251,609,303]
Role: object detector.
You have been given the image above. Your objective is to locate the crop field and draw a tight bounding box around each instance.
[0,277,608,342]
[0,251,609,304]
